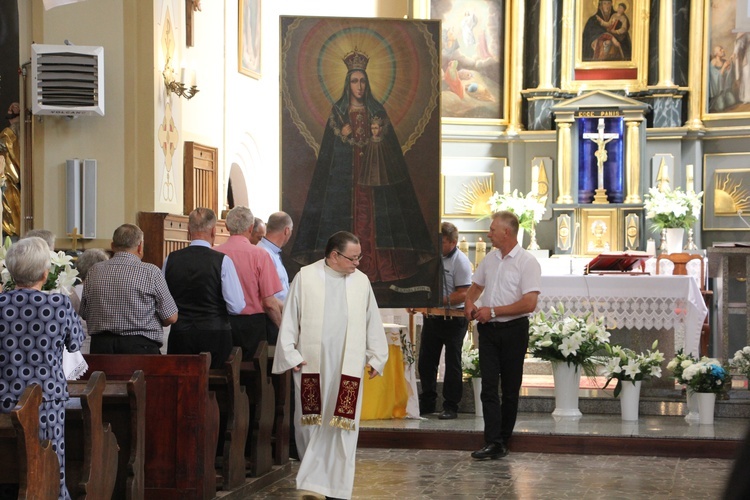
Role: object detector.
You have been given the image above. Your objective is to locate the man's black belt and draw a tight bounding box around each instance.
[483,316,529,329]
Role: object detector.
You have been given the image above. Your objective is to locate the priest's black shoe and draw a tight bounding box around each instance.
[438,409,457,420]
[471,442,508,460]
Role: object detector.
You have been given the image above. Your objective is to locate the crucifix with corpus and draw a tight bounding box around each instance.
[582,118,619,204]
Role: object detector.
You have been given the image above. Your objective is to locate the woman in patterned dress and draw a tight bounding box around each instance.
[0,237,84,500]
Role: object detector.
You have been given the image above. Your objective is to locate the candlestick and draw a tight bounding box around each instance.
[531,165,539,196]
[475,237,487,267]
[503,166,511,194]
[686,164,695,193]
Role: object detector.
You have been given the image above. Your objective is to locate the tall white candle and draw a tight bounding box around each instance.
[531,165,539,196]
[503,166,511,194]
[686,164,694,193]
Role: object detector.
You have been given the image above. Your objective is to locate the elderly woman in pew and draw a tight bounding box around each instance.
[0,237,85,500]
[70,248,110,353]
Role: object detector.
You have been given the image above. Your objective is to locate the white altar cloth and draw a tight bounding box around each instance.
[538,275,707,356]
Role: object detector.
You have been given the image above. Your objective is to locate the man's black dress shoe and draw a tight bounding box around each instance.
[471,442,508,460]
[438,409,458,420]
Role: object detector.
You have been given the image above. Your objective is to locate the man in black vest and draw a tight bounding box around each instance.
[163,208,245,368]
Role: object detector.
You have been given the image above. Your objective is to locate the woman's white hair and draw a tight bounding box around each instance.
[5,237,50,287]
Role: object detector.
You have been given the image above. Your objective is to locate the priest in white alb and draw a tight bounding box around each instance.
[272,231,389,499]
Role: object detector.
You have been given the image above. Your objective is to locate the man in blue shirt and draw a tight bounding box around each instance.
[418,222,473,419]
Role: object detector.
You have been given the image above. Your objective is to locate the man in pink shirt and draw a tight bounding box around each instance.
[217,206,283,359]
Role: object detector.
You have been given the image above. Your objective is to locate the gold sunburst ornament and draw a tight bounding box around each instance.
[714,173,750,215]
[454,177,494,216]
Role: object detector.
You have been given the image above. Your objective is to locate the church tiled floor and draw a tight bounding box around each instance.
[251,448,733,499]
[249,412,746,499]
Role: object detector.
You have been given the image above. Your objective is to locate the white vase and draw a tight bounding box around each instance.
[696,392,716,425]
[664,228,685,254]
[551,362,582,418]
[517,227,525,246]
[619,380,642,421]
[685,388,700,423]
[471,377,483,417]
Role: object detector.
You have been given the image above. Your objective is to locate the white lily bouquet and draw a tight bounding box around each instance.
[528,303,611,375]
[461,341,481,379]
[642,187,703,230]
[602,341,664,397]
[487,189,546,230]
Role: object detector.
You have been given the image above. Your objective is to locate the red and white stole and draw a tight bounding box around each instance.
[298,261,368,430]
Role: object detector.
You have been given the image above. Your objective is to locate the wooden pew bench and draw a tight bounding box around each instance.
[240,341,274,477]
[84,353,219,500]
[268,345,291,465]
[65,371,119,499]
[69,370,145,500]
[208,347,250,491]
[0,384,60,500]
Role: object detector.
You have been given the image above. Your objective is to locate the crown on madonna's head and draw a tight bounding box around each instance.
[343,48,369,72]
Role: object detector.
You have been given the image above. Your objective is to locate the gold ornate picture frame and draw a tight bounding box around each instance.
[238,0,261,79]
[701,0,750,120]
[411,0,509,125]
[561,0,649,92]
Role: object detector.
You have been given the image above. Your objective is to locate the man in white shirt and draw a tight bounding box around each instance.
[464,211,541,460]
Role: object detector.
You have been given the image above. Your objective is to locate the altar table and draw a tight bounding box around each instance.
[538,275,707,357]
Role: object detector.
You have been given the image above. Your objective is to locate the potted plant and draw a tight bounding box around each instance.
[602,341,664,421]
[667,348,700,421]
[529,303,611,418]
[642,187,703,254]
[461,342,482,416]
[681,358,730,425]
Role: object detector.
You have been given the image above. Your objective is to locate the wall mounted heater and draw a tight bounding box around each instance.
[32,43,104,116]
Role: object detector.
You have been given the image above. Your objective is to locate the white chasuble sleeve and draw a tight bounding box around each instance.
[272,272,305,374]
[365,287,388,376]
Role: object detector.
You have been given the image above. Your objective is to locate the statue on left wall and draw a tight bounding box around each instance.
[0,102,21,237]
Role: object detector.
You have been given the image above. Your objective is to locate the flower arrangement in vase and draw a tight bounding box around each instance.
[730,347,750,384]
[602,341,664,397]
[682,358,730,394]
[486,189,546,231]
[642,187,703,231]
[461,342,481,380]
[528,303,611,374]
[667,348,699,386]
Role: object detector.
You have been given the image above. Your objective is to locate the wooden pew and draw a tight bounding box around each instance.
[240,341,274,477]
[209,347,250,490]
[84,353,219,500]
[268,346,291,465]
[65,371,119,499]
[69,370,145,500]
[0,384,60,500]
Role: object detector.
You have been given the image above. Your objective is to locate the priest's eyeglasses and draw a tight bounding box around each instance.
[336,251,363,263]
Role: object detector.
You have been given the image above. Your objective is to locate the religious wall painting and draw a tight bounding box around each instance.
[239,0,261,78]
[703,152,750,230]
[280,17,442,308]
[561,0,648,91]
[412,0,508,124]
[702,0,750,119]
[580,208,619,256]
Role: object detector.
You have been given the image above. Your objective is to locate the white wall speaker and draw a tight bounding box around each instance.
[81,159,97,238]
[66,159,82,235]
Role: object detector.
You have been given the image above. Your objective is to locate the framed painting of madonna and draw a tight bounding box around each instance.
[561,0,649,91]
[411,0,509,125]
[279,17,443,308]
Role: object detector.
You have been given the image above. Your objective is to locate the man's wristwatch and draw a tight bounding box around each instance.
[490,307,496,319]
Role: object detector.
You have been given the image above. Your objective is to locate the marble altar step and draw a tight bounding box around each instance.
[424,380,750,418]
